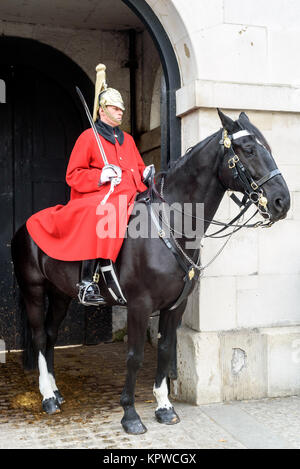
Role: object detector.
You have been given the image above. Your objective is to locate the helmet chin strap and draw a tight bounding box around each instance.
[101,103,122,125]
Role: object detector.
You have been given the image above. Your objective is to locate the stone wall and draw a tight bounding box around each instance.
[147,0,300,403]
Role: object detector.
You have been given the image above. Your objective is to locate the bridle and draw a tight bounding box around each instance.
[147,126,282,278]
[219,127,281,229]
[156,127,282,240]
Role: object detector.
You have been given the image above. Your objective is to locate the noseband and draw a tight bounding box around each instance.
[220,128,281,220]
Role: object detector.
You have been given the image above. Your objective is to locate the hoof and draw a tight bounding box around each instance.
[42,397,61,415]
[54,390,65,406]
[155,407,180,425]
[121,417,147,435]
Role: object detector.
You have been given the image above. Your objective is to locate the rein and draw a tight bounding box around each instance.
[158,127,281,239]
[140,125,283,311]
[149,126,282,278]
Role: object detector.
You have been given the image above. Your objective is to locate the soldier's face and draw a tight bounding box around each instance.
[100,105,124,127]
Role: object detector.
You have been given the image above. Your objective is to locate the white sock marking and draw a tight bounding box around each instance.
[38,352,56,400]
[153,377,172,411]
[48,373,58,392]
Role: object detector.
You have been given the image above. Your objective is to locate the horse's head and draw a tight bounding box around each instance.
[217,109,290,223]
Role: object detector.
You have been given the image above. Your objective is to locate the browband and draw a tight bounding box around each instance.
[232,130,251,140]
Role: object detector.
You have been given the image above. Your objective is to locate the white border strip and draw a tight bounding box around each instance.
[0,79,5,103]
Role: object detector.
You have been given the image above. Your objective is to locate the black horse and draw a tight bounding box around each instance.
[11,110,290,434]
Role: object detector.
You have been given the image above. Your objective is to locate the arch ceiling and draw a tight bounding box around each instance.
[0,0,186,162]
[0,0,145,31]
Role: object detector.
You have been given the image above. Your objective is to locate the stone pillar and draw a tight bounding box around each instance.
[148,0,300,404]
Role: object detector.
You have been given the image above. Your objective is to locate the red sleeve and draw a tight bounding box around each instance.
[66,131,102,193]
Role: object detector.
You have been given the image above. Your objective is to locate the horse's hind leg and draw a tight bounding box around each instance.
[23,285,60,414]
[120,306,150,435]
[45,287,70,406]
[153,301,187,425]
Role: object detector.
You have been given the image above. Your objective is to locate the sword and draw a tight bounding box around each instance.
[75,86,121,205]
[76,86,109,166]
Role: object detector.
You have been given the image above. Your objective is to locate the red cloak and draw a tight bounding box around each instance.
[26,128,147,262]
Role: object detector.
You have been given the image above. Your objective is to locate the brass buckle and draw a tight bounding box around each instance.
[158,229,166,238]
[251,181,259,190]
[228,155,239,169]
[93,273,100,283]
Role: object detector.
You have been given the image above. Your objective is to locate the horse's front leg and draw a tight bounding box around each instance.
[120,305,150,435]
[153,301,187,425]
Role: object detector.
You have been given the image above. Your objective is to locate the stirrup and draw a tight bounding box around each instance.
[77,281,106,306]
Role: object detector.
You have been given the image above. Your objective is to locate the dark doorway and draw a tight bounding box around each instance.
[0,37,112,349]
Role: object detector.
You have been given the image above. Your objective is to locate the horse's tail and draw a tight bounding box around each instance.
[19,294,37,370]
[11,227,37,371]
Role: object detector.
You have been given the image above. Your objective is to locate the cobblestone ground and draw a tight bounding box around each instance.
[0,342,299,449]
[0,342,242,449]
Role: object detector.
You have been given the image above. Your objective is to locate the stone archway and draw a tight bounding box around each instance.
[122,0,183,167]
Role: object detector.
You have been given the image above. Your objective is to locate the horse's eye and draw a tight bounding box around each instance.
[244,147,255,156]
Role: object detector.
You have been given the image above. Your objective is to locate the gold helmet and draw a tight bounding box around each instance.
[92,63,125,124]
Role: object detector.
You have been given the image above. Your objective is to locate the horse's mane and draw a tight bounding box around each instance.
[156,114,271,182]
[162,130,221,177]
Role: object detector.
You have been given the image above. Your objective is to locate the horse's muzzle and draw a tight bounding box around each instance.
[269,193,291,222]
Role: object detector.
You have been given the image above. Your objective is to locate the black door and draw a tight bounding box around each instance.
[0,66,15,349]
[0,53,112,349]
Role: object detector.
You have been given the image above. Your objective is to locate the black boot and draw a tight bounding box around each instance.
[77,259,106,306]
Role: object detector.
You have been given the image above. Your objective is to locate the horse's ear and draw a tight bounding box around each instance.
[217,108,236,132]
[239,112,250,124]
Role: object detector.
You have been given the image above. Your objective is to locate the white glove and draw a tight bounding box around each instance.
[143,164,155,182]
[100,164,122,185]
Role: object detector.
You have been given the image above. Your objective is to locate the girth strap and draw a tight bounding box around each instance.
[143,198,199,312]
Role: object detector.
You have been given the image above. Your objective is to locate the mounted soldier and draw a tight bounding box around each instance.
[13,105,290,430]
[26,64,154,306]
